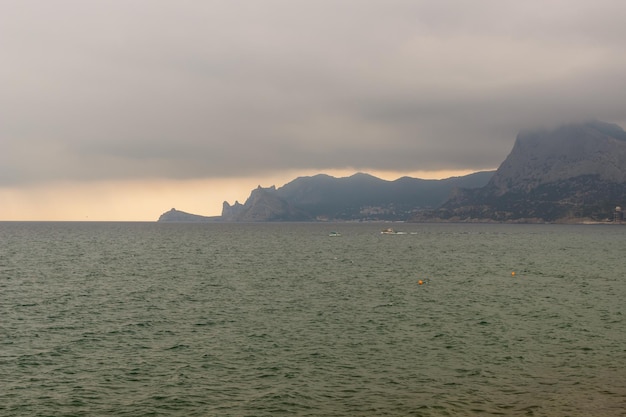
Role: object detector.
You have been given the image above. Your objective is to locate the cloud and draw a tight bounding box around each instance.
[2,0,626,187]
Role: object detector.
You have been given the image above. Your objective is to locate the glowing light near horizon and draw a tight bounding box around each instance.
[0,168,491,221]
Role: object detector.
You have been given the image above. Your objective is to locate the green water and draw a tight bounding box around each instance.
[1,222,624,416]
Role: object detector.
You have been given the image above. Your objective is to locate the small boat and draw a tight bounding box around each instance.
[381,228,406,235]
[329,231,342,237]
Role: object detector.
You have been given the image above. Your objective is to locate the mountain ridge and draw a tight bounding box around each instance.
[158,171,494,222]
[412,120,626,223]
[158,120,626,223]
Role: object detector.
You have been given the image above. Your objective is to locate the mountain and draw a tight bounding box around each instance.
[157,120,626,223]
[158,208,221,222]
[412,121,626,223]
[156,171,494,222]
[221,186,312,222]
[271,171,494,221]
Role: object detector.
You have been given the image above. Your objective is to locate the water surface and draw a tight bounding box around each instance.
[1,222,624,416]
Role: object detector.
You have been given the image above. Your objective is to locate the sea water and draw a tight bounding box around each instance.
[1,222,624,416]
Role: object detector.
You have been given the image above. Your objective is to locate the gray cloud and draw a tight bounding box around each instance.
[2,0,626,186]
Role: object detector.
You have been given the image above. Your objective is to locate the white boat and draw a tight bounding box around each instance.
[381,228,406,235]
[329,231,342,237]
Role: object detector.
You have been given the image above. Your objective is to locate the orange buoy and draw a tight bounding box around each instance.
[418,280,424,285]
[511,271,516,277]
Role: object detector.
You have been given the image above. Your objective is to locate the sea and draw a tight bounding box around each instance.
[1,221,624,416]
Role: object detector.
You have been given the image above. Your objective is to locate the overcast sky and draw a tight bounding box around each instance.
[2,0,626,220]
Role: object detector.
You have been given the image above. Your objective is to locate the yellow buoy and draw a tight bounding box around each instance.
[418,280,424,285]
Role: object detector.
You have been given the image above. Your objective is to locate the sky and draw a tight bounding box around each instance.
[2,0,626,220]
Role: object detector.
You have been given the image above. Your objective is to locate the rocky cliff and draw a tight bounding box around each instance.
[490,121,626,194]
[158,171,494,222]
[221,172,493,222]
[413,121,626,222]
[221,200,245,222]
[222,186,313,222]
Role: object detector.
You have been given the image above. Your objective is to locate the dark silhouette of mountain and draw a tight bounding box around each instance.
[411,121,626,223]
[158,208,220,222]
[272,171,494,221]
[157,171,494,222]
[159,121,626,223]
[222,186,312,222]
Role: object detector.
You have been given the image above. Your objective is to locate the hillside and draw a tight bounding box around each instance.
[272,171,494,221]
[157,171,494,222]
[412,121,626,223]
[159,121,626,223]
[222,186,312,222]
[158,208,220,222]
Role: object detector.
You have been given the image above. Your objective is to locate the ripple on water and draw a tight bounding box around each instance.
[0,222,624,416]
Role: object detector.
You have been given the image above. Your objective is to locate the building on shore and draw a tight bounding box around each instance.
[614,206,623,223]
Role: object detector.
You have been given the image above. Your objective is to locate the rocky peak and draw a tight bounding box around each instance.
[489,121,626,195]
[417,120,626,223]
[221,200,244,221]
[222,186,312,221]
